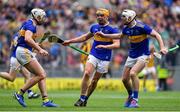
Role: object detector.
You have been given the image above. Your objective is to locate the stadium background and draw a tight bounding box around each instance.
[0,0,180,91]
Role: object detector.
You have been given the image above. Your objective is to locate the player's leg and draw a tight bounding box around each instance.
[37,78,57,107]
[20,67,40,99]
[86,72,102,98]
[150,67,159,91]
[74,62,95,107]
[128,56,147,108]
[15,59,57,107]
[25,60,57,107]
[82,59,110,105]
[85,60,110,103]
[14,47,57,107]
[142,69,148,92]
[77,72,102,107]
[0,70,17,82]
[81,62,95,95]
[151,72,159,91]
[122,57,135,107]
[143,74,148,92]
[0,57,19,82]
[18,60,45,92]
[14,59,45,107]
[121,67,133,107]
[74,55,96,107]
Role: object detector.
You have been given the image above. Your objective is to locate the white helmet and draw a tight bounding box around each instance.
[121,9,136,23]
[31,8,46,25]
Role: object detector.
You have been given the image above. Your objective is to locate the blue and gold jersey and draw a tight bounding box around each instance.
[90,23,119,61]
[122,21,152,58]
[10,33,19,58]
[17,19,37,51]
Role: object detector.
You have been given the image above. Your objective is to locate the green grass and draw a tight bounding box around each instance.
[0,89,180,111]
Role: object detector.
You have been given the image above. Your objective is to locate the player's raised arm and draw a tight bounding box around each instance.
[95,31,123,39]
[150,29,168,55]
[62,32,93,46]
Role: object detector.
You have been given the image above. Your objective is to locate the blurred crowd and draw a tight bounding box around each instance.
[0,0,179,74]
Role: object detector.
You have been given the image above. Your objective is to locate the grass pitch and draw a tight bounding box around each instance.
[0,89,180,111]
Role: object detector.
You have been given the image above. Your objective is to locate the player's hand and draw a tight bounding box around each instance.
[62,40,71,46]
[96,45,107,49]
[39,48,49,56]
[160,48,168,55]
[95,31,105,37]
[44,31,51,36]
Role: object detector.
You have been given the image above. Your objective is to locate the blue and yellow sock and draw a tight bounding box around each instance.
[42,96,49,103]
[133,90,138,101]
[17,89,25,95]
[80,95,88,102]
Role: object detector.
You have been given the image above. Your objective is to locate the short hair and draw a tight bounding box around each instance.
[96,8,110,17]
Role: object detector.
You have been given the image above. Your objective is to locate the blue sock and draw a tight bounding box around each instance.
[128,90,133,97]
[27,90,32,93]
[80,95,88,102]
[133,90,138,99]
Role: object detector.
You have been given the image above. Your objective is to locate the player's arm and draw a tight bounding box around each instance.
[25,30,42,51]
[96,39,120,49]
[63,32,93,46]
[150,29,167,54]
[25,30,48,56]
[95,32,123,39]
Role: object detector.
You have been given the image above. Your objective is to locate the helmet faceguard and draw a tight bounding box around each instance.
[31,8,46,25]
[121,9,136,25]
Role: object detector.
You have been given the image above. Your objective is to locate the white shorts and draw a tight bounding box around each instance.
[87,55,110,73]
[16,46,36,66]
[125,55,149,67]
[10,57,22,72]
[142,66,156,75]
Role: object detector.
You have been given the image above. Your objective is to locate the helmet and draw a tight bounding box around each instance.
[121,9,136,23]
[31,8,46,25]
